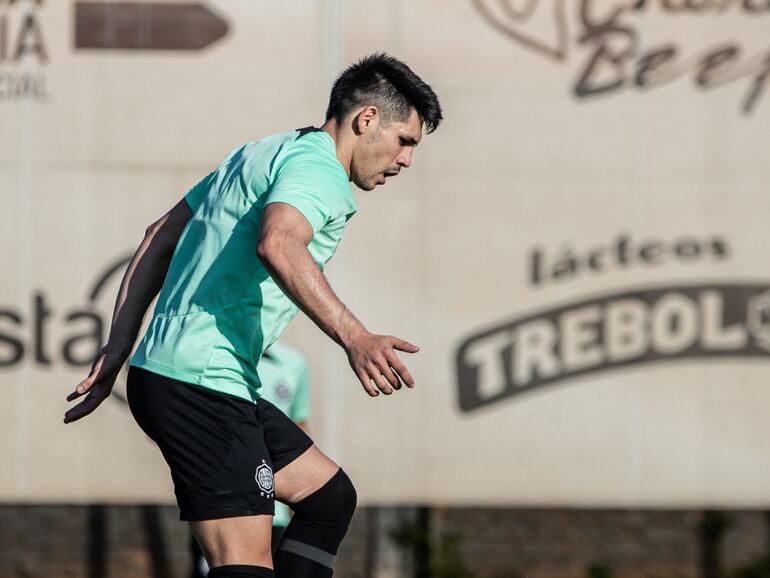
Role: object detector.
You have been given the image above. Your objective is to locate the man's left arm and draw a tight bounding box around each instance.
[64,199,193,423]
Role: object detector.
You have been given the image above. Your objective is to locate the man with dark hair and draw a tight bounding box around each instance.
[326,53,442,137]
[64,53,442,578]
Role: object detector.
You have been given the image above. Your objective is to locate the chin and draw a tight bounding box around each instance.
[353,178,377,191]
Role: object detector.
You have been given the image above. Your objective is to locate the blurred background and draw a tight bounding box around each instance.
[1,1,770,577]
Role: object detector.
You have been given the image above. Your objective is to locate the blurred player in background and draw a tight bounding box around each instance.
[65,53,442,578]
[193,342,312,578]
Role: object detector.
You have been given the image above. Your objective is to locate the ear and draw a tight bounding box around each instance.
[353,106,379,135]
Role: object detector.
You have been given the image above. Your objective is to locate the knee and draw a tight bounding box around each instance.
[278,469,356,562]
[330,469,357,523]
[292,468,357,527]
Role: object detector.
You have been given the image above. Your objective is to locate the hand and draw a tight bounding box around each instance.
[64,345,127,424]
[345,332,420,397]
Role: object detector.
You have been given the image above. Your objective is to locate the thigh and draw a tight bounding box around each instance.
[257,398,339,503]
[274,445,340,504]
[258,398,314,472]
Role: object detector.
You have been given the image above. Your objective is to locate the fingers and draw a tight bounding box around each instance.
[66,354,106,401]
[354,362,396,396]
[374,356,401,390]
[355,367,379,398]
[63,353,123,422]
[367,363,394,395]
[66,375,95,402]
[63,387,109,424]
[349,334,419,398]
[385,350,415,388]
[391,337,420,353]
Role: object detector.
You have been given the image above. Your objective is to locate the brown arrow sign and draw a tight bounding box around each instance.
[74,2,228,51]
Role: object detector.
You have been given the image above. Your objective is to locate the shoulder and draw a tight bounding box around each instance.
[215,132,299,184]
[276,131,347,184]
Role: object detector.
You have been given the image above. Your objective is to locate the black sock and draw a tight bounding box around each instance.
[208,565,274,578]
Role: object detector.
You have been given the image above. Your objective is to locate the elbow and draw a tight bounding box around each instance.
[257,232,302,269]
[144,218,164,238]
[256,241,270,263]
[143,217,177,258]
[258,227,310,268]
[256,234,282,266]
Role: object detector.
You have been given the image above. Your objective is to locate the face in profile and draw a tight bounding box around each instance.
[351,108,423,191]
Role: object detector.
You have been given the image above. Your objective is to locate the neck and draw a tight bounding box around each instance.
[321,118,354,180]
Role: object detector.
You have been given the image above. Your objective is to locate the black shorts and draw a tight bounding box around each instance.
[127,366,313,521]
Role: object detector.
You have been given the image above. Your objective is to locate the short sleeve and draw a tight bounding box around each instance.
[289,360,311,423]
[265,153,355,235]
[184,171,216,213]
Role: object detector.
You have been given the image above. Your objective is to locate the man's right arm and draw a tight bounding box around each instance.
[257,202,419,397]
[63,199,193,423]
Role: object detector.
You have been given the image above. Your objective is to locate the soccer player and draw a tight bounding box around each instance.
[64,53,442,578]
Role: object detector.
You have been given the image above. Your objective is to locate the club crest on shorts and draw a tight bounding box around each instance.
[256,460,274,498]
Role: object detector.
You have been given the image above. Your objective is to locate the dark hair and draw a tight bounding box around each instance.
[325,53,443,134]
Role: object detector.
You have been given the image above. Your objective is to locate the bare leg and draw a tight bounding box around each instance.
[190,514,274,569]
[274,444,340,503]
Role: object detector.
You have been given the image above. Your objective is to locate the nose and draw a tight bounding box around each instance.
[397,148,413,168]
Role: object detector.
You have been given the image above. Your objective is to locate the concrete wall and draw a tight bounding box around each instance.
[1,0,770,507]
[1,505,769,578]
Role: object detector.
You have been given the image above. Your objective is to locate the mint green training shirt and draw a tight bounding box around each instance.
[130,128,356,402]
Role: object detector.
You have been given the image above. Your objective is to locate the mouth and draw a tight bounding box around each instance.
[380,171,399,184]
[376,170,400,186]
